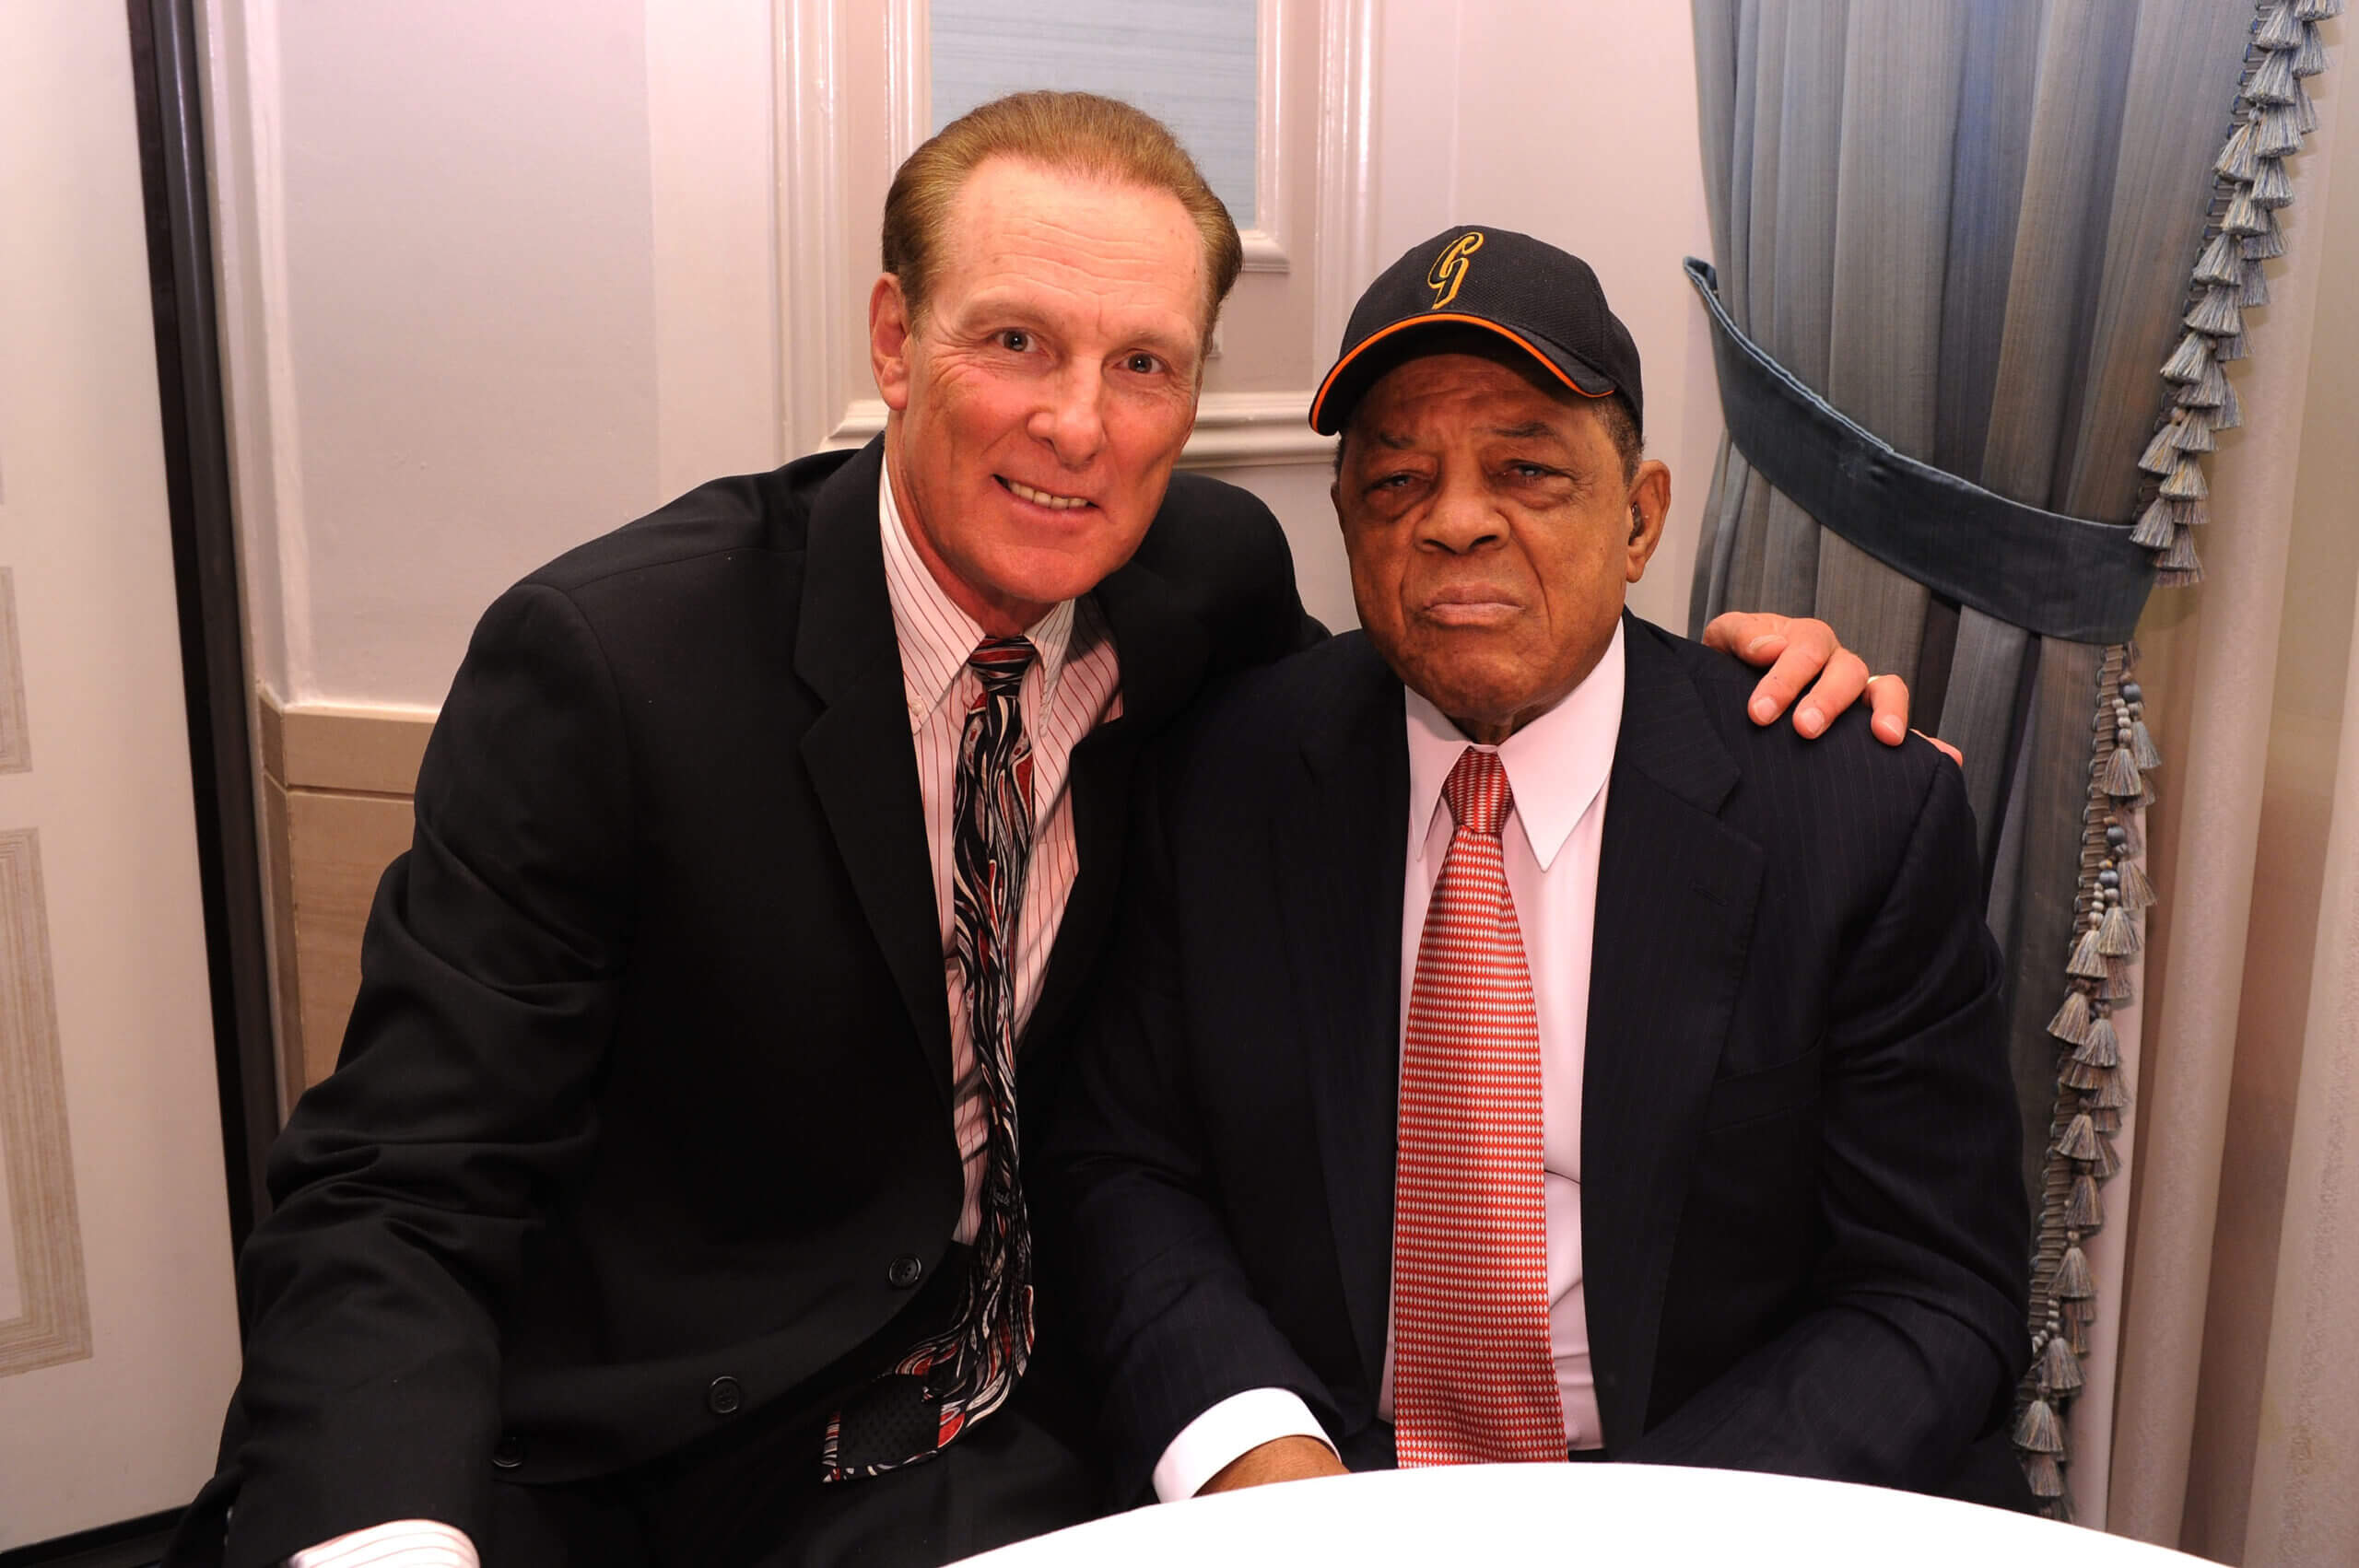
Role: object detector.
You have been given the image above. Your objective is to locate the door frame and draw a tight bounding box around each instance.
[124,0,278,1268]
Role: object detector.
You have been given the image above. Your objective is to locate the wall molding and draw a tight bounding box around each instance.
[1237,0,1295,272]
[257,688,435,797]
[206,0,317,699]
[885,0,929,167]
[1311,0,1379,370]
[0,568,29,775]
[776,0,860,460]
[0,828,92,1377]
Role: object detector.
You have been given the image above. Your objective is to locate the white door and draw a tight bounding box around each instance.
[0,0,244,1546]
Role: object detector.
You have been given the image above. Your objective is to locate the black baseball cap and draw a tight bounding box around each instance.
[1309,225,1643,437]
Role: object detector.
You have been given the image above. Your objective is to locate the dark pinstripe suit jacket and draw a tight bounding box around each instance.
[1047,614,2031,1504]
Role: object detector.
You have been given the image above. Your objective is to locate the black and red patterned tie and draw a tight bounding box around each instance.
[823,636,1039,1481]
[1392,745,1565,1465]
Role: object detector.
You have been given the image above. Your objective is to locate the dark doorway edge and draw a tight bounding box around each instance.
[124,0,279,1261]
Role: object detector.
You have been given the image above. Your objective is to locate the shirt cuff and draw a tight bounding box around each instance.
[1152,1387,1336,1503]
[288,1519,479,1568]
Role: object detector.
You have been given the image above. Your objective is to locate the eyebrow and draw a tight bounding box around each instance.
[1359,420,1578,454]
[1484,421,1571,444]
[957,294,1199,363]
[1134,326,1201,364]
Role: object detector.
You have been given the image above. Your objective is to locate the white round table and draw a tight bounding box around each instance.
[951,1464,2217,1566]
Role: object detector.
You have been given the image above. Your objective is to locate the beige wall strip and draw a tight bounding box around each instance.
[0,829,92,1376]
[257,690,436,797]
[286,789,415,1089]
[0,570,29,775]
[254,692,435,1091]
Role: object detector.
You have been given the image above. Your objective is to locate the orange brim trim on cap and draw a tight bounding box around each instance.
[1308,313,1614,433]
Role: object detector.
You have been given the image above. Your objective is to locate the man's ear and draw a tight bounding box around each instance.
[1624,459,1672,582]
[869,274,913,412]
[1329,429,1348,534]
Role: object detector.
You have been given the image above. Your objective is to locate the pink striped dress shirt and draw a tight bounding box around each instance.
[876,467,1124,1242]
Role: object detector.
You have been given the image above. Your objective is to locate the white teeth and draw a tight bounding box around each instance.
[1005,479,1090,510]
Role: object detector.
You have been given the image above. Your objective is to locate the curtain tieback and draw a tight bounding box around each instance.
[1684,258,2154,645]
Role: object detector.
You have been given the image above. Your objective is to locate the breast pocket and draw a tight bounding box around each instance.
[1698,1044,1824,1132]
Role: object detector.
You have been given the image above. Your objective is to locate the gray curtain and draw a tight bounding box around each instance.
[1686,0,2258,1195]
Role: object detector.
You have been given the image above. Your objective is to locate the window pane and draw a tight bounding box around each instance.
[930,0,1258,230]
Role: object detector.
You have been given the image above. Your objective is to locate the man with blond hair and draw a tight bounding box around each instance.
[173,93,1906,1568]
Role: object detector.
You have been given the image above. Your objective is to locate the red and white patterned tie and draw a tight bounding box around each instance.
[820,637,1038,1481]
[1392,744,1566,1466]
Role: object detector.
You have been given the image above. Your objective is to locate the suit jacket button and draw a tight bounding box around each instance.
[709,1375,744,1416]
[491,1434,524,1469]
[887,1254,924,1289]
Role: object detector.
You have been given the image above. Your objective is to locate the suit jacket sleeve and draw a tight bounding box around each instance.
[1621,751,2028,1483]
[215,582,634,1568]
[1046,759,1341,1504]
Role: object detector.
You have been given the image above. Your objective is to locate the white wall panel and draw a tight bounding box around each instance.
[0,0,242,1539]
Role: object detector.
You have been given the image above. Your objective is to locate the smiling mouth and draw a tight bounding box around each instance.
[998,476,1095,511]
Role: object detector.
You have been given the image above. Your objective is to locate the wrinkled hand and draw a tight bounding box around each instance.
[1701,612,1964,767]
[1196,1435,1350,1495]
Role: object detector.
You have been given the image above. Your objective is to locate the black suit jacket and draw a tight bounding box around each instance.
[1049,618,2030,1504]
[183,440,1315,1568]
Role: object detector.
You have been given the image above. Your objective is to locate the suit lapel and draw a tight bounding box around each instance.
[792,440,957,1110]
[1580,618,1764,1449]
[1282,635,1409,1398]
[1020,559,1208,1061]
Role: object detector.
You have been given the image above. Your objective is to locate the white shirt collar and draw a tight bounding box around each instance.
[879,464,1075,731]
[1404,618,1625,872]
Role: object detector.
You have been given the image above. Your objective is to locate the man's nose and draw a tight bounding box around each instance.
[1417,469,1504,555]
[1028,363,1109,469]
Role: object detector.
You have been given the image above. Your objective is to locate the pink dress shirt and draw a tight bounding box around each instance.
[877,465,1123,1242]
[1155,623,1625,1501]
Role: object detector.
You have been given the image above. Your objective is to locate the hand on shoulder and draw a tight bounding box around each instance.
[1702,611,1963,767]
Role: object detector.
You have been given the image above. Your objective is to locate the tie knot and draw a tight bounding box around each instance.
[968,636,1036,696]
[1441,746,1513,837]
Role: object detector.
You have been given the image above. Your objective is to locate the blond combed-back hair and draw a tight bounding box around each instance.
[881,90,1244,343]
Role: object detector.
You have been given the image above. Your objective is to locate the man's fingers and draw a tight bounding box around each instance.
[1919,730,1966,768]
[1711,611,1950,759]
[1863,671,1911,745]
[1703,610,1792,663]
[1791,648,1870,739]
[1743,620,1841,729]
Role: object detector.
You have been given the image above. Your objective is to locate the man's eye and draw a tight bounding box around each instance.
[1122,352,1165,375]
[999,330,1033,352]
[1509,462,1556,479]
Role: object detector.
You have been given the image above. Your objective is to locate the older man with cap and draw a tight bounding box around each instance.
[1050,227,2032,1510]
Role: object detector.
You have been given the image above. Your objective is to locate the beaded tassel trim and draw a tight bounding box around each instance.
[2144,0,2341,587]
[2016,650,2160,1521]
